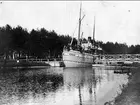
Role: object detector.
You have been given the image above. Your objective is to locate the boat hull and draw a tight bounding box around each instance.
[62,50,94,67]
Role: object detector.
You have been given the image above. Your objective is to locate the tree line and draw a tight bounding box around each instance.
[0,24,140,59]
[98,41,140,54]
[0,24,77,59]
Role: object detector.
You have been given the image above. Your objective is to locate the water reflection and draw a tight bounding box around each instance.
[0,67,64,105]
[0,67,129,105]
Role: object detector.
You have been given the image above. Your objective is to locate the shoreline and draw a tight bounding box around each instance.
[110,66,140,105]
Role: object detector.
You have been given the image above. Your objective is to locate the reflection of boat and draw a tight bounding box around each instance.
[78,85,83,105]
[63,68,98,105]
[63,68,86,87]
[62,3,98,67]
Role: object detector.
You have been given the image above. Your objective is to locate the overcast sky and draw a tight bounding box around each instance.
[0,1,140,45]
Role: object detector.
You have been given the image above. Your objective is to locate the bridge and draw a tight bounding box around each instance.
[95,54,140,65]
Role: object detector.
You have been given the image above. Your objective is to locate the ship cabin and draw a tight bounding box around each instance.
[63,36,103,55]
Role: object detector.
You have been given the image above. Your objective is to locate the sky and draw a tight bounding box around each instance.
[0,1,140,45]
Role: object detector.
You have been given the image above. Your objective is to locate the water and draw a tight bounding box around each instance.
[0,66,130,105]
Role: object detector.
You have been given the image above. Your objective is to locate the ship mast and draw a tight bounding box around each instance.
[93,16,95,44]
[78,3,82,46]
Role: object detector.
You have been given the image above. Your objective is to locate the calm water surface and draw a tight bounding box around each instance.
[0,66,130,105]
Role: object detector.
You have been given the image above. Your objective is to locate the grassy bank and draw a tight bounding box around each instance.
[114,66,140,105]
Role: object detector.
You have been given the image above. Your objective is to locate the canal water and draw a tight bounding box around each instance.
[0,66,130,105]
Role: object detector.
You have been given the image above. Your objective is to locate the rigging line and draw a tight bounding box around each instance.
[70,21,79,45]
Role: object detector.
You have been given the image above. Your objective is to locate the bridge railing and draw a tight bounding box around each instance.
[96,54,140,61]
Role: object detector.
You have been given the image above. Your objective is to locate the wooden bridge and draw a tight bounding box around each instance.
[95,54,140,65]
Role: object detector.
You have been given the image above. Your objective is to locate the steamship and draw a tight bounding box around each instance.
[62,3,101,67]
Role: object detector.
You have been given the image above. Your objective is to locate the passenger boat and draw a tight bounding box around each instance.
[62,3,99,67]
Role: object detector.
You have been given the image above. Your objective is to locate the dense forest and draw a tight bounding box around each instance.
[0,24,140,59]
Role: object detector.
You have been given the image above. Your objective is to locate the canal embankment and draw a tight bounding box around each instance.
[113,66,140,105]
[0,58,65,68]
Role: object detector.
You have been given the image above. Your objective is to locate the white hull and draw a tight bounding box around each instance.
[46,61,60,67]
[62,50,94,67]
[92,64,105,67]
